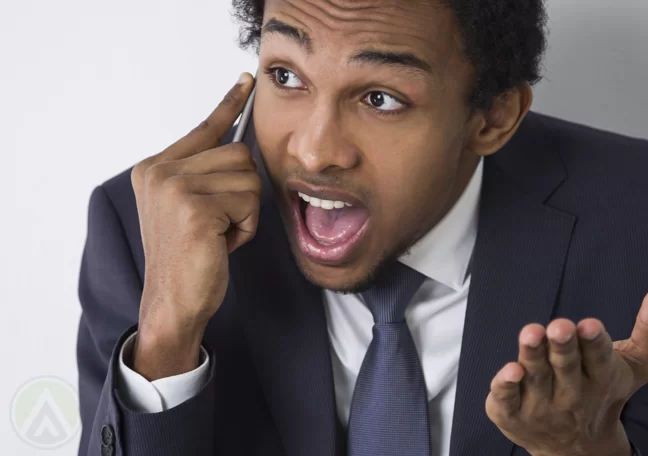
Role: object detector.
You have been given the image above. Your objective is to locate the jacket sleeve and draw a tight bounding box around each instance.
[76,184,219,456]
[623,384,648,456]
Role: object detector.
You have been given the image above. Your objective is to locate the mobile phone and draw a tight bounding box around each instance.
[233,70,258,143]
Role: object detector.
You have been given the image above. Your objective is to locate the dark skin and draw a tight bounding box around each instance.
[129,1,648,454]
[254,0,524,292]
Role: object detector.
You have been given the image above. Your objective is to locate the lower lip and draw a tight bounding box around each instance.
[290,194,370,266]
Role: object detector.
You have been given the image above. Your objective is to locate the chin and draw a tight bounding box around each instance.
[286,238,392,294]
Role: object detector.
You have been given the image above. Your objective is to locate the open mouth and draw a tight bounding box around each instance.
[289,188,371,265]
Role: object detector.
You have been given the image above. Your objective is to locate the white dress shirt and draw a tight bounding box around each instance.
[118,158,484,456]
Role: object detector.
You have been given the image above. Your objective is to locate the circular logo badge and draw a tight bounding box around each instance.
[10,376,80,449]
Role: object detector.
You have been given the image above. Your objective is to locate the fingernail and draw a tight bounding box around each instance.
[237,73,249,86]
[552,332,573,344]
[582,330,600,341]
[525,339,542,348]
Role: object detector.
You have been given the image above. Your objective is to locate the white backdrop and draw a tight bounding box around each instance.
[1,1,646,454]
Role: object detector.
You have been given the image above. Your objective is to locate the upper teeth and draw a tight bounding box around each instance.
[298,192,352,210]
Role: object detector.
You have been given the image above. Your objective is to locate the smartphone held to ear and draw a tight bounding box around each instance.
[233,70,258,143]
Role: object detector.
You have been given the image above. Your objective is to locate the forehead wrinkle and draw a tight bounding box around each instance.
[264,0,458,84]
[280,0,436,37]
[268,0,451,58]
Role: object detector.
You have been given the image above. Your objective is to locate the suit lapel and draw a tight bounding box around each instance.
[449,115,576,456]
[229,131,344,456]
[230,112,575,456]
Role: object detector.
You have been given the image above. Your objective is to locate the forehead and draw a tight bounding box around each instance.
[262,0,460,66]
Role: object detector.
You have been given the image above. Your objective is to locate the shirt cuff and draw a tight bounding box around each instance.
[117,331,210,413]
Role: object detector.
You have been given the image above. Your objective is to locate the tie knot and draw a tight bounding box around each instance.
[361,262,426,324]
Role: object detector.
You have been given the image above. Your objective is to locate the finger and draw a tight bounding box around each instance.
[518,324,553,407]
[577,318,614,386]
[546,319,582,408]
[613,293,648,385]
[159,73,255,161]
[486,362,524,423]
[166,171,262,198]
[207,192,260,253]
[628,293,648,364]
[173,143,257,175]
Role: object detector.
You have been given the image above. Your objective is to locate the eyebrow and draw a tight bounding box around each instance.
[261,18,434,77]
[262,18,314,53]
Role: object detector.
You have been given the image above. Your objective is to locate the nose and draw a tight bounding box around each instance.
[287,103,360,174]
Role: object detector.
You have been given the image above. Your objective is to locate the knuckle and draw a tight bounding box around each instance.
[145,162,175,189]
[241,172,263,194]
[220,89,241,108]
[193,119,211,133]
[161,175,189,197]
[177,196,206,227]
[524,365,552,387]
[132,157,154,184]
[550,353,580,371]
[230,142,253,161]
[220,143,254,170]
[486,395,514,424]
[485,395,500,422]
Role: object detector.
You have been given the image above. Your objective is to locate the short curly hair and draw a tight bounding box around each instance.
[231,0,548,110]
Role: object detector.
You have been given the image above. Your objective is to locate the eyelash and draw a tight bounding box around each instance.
[262,67,408,118]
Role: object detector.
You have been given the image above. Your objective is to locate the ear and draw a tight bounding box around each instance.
[466,82,533,157]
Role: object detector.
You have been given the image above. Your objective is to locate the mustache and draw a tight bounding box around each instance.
[285,170,371,199]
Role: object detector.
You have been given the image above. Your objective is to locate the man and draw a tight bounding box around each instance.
[76,0,648,455]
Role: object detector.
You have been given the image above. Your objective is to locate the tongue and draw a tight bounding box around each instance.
[305,204,369,245]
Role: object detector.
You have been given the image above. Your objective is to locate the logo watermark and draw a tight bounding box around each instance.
[10,376,80,449]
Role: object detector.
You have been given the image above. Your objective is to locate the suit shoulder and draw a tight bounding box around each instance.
[527,113,648,216]
[533,112,648,168]
[95,166,138,217]
[88,167,142,264]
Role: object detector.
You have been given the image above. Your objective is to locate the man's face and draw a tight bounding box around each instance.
[253,0,480,292]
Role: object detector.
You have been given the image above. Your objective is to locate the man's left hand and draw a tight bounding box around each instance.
[486,293,648,456]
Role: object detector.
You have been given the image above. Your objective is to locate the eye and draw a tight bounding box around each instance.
[269,67,305,89]
[364,91,405,112]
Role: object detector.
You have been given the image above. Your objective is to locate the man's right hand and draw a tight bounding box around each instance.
[129,73,259,381]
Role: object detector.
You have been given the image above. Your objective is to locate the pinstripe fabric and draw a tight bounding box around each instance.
[347,262,431,456]
[77,113,648,456]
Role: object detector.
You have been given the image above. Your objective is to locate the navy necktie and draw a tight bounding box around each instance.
[347,262,432,456]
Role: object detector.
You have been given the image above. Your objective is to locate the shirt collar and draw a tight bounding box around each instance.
[399,158,483,292]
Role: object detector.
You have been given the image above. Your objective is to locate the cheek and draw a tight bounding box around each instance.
[369,132,460,231]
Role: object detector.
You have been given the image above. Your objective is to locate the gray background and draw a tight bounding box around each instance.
[1,0,646,454]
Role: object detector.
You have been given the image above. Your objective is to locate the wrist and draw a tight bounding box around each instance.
[591,421,632,456]
[530,422,631,456]
[133,307,208,381]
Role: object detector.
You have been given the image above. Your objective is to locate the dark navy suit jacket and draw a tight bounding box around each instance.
[77,112,648,456]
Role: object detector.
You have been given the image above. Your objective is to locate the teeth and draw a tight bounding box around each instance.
[298,192,352,210]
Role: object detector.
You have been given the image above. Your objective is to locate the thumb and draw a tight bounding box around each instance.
[613,293,648,386]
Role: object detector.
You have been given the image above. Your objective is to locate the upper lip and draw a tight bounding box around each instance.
[286,179,366,208]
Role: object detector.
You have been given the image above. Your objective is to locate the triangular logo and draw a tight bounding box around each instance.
[19,388,73,445]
